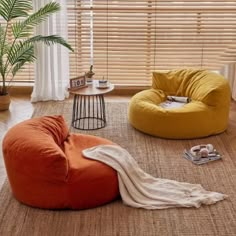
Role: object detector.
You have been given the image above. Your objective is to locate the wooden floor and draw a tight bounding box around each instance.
[0,94,131,188]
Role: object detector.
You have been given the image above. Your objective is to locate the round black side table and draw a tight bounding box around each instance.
[70,80,114,130]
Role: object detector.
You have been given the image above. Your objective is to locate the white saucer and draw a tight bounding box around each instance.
[96,85,110,89]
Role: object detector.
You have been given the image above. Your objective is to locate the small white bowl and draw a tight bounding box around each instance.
[98,80,108,88]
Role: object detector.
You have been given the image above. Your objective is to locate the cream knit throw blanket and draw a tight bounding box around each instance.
[82,145,227,209]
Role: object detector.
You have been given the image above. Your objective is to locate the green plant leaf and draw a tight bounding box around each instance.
[0,24,7,77]
[12,21,32,39]
[26,35,74,52]
[8,41,35,66]
[0,24,5,55]
[0,24,5,44]
[0,0,32,21]
[12,2,60,39]
[11,53,35,76]
[0,24,10,55]
[11,43,36,76]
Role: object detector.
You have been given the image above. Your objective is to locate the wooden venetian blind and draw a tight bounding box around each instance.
[3,1,234,84]
[67,0,236,86]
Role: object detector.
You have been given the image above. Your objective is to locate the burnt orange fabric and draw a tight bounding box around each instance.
[64,134,119,209]
[2,116,119,209]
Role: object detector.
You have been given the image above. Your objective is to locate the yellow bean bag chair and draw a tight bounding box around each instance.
[128,69,231,139]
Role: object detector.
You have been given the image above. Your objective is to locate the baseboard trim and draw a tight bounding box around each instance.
[8,85,150,96]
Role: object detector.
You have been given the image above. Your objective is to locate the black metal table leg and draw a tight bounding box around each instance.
[71,94,106,130]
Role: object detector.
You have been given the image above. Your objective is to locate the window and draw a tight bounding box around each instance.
[1,1,236,85]
[68,0,236,86]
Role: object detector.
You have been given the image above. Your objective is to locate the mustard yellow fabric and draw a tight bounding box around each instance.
[128,69,231,139]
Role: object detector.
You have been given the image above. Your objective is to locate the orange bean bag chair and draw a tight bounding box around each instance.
[2,115,119,209]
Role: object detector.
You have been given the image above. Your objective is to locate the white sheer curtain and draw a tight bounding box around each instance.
[31,0,70,102]
[220,64,236,101]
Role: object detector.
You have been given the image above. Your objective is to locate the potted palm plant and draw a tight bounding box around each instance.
[0,0,73,111]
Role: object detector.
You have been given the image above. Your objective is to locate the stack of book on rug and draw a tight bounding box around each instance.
[183,144,222,165]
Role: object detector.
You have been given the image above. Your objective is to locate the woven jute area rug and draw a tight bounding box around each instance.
[1,99,236,236]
